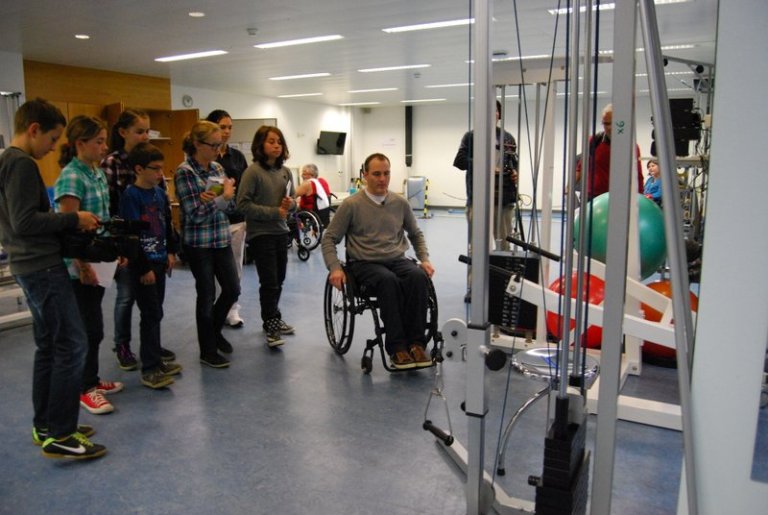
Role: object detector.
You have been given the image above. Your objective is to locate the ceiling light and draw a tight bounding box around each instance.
[340,102,382,106]
[348,88,398,93]
[636,71,694,77]
[74,34,90,40]
[277,93,323,98]
[548,3,615,15]
[358,64,430,73]
[269,73,331,80]
[155,50,228,63]
[383,18,473,33]
[425,82,473,88]
[600,44,695,55]
[188,12,205,18]
[400,98,446,104]
[255,35,343,49]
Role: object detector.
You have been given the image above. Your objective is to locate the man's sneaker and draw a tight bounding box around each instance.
[216,335,234,354]
[200,354,230,368]
[80,389,114,415]
[409,344,433,368]
[115,343,138,371]
[159,361,183,376]
[265,330,285,348]
[160,347,176,362]
[391,350,416,370]
[278,320,295,335]
[95,379,124,395]
[141,369,175,389]
[41,432,107,460]
[225,312,244,328]
[33,425,95,446]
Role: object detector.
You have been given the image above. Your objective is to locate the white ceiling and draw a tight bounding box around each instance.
[0,0,719,106]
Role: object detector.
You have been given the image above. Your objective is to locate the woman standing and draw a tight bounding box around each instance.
[237,126,295,348]
[54,115,123,415]
[175,121,239,368]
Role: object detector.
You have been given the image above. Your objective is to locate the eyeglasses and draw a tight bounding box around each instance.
[145,165,163,171]
[200,141,222,150]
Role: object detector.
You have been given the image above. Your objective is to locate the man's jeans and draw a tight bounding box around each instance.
[14,264,87,439]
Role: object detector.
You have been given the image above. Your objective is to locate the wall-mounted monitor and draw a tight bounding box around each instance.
[316,131,346,155]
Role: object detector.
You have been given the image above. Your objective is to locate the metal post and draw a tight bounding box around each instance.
[638,0,698,512]
[466,0,493,513]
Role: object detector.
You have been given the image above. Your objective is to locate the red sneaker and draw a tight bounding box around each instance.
[95,379,124,395]
[80,389,114,415]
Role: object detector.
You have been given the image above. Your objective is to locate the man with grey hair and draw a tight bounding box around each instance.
[321,153,435,370]
[294,163,331,226]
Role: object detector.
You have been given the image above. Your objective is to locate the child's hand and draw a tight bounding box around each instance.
[200,190,217,203]
[140,270,156,285]
[222,178,236,200]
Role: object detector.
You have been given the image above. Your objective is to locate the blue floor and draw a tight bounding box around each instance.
[0,211,690,514]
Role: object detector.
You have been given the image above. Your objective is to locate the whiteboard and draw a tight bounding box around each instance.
[229,118,277,155]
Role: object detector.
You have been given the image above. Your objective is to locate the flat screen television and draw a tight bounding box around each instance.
[316,131,346,155]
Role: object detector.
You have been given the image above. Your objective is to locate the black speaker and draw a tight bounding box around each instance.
[405,105,413,167]
[489,251,539,337]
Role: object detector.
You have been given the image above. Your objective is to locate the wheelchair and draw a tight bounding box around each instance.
[287,209,323,261]
[323,262,442,373]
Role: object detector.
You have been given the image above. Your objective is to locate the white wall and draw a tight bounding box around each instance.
[170,84,353,192]
[0,51,25,95]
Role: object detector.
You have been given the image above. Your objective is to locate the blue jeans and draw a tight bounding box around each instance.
[72,281,106,392]
[14,264,87,439]
[184,245,240,358]
[249,234,289,325]
[113,265,134,349]
[131,263,167,373]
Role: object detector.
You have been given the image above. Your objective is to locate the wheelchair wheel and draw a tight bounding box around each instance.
[324,278,355,355]
[425,279,439,344]
[361,355,373,374]
[296,210,322,251]
[297,247,310,261]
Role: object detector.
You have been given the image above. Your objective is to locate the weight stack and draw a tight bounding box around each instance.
[531,421,590,515]
[489,251,539,337]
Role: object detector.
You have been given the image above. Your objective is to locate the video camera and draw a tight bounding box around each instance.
[60,217,149,263]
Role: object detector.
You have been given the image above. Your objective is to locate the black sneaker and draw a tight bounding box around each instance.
[200,354,230,368]
[159,361,183,376]
[41,433,107,460]
[265,330,285,348]
[216,335,233,354]
[160,347,176,362]
[141,370,174,389]
[115,343,138,371]
[278,320,295,335]
[33,425,95,446]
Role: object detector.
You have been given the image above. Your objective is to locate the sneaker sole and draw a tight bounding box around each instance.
[391,361,418,370]
[118,362,138,371]
[225,321,244,329]
[41,447,107,460]
[79,402,114,415]
[141,377,175,389]
[199,358,230,368]
[266,339,285,348]
[161,367,183,377]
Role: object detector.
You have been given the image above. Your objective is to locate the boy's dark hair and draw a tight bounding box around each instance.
[14,98,66,134]
[251,125,289,169]
[205,109,231,124]
[127,142,164,170]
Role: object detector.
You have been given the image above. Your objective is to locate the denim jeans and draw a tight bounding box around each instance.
[249,234,289,324]
[184,245,240,358]
[14,264,87,439]
[72,280,106,392]
[113,265,135,349]
[348,258,429,354]
[131,263,167,373]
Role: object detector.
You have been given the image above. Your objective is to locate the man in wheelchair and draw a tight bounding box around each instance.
[321,153,435,370]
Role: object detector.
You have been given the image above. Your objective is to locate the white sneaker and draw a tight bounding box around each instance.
[226,311,244,328]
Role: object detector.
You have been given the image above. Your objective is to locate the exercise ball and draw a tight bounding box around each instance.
[546,273,605,349]
[573,192,667,279]
[640,279,699,364]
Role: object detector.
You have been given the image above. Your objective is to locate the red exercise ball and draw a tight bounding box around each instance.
[640,279,699,362]
[546,273,606,349]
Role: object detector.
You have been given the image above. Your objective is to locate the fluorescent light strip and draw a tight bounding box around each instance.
[549,3,615,15]
[639,88,691,93]
[600,44,695,55]
[425,82,473,88]
[400,98,446,104]
[155,50,228,62]
[255,35,343,49]
[557,91,607,96]
[358,64,430,73]
[636,71,695,77]
[340,102,381,106]
[75,34,90,40]
[493,53,551,62]
[348,88,398,93]
[269,73,331,81]
[383,18,473,33]
[277,93,323,98]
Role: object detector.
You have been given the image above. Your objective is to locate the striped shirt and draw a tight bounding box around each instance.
[174,156,234,248]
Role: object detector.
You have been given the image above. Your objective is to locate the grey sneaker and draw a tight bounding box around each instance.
[159,361,183,377]
[265,330,285,348]
[278,320,295,335]
[141,370,174,389]
[115,343,138,371]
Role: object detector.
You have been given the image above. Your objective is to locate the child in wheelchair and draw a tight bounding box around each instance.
[321,152,436,370]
